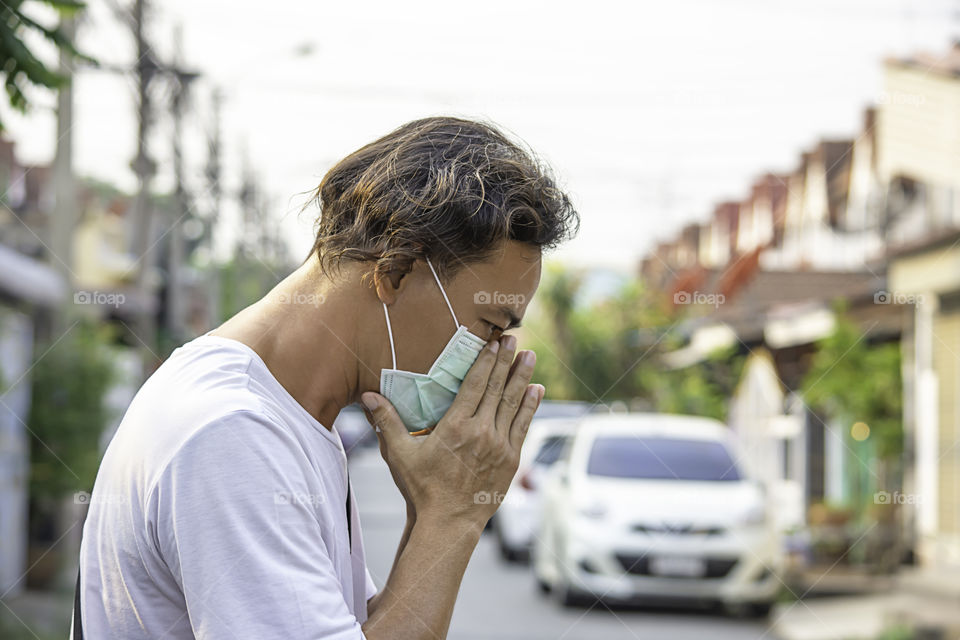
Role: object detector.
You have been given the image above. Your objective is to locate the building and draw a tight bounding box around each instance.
[878,41,960,573]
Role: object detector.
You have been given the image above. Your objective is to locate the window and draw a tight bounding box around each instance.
[586,436,741,481]
[534,436,569,465]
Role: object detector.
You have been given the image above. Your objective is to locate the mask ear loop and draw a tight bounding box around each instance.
[382,292,436,437]
[381,303,397,369]
[425,257,460,330]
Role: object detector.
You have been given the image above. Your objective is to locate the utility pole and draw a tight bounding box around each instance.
[204,87,223,326]
[130,0,159,366]
[50,15,77,333]
[165,24,198,344]
[204,88,222,247]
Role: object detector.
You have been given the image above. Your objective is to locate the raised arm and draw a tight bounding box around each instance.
[361,335,543,639]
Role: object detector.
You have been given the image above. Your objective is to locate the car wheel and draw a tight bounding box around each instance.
[552,553,596,609]
[535,576,552,595]
[554,577,595,608]
[497,541,530,564]
[493,521,521,563]
[724,600,773,618]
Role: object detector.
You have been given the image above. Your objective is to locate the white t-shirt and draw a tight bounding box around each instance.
[76,334,377,639]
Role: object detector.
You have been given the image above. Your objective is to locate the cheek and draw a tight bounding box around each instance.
[389,314,452,372]
[466,319,495,340]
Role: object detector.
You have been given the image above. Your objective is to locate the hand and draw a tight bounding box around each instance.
[360,335,544,528]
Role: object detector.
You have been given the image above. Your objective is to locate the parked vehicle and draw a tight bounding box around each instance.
[484,400,594,532]
[532,413,780,616]
[493,418,580,562]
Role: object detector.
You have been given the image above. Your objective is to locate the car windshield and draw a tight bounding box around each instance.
[586,436,741,481]
[534,436,569,465]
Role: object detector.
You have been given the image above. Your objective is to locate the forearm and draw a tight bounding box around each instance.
[367,505,416,615]
[361,513,483,640]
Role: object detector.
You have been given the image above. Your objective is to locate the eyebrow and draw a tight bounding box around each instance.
[497,306,523,329]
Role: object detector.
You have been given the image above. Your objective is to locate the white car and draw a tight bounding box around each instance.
[492,418,580,562]
[532,413,781,616]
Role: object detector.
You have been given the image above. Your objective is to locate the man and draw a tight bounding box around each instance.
[75,116,579,639]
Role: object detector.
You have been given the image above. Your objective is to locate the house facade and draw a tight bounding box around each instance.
[879,43,960,571]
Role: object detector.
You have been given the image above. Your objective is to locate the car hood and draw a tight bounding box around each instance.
[572,476,762,528]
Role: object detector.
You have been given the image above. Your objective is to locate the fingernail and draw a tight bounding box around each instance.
[537,384,546,400]
[362,393,379,411]
[523,350,536,366]
[488,340,499,353]
[526,385,539,399]
[504,335,517,351]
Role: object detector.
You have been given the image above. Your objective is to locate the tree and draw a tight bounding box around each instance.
[527,265,743,420]
[527,267,659,404]
[28,319,116,504]
[0,0,93,131]
[801,307,903,517]
[637,345,745,422]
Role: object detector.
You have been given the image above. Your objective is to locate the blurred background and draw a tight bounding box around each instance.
[1,1,959,638]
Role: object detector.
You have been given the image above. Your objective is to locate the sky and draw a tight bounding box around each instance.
[3,0,958,272]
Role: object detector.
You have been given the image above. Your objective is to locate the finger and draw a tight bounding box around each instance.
[361,392,411,446]
[447,339,500,417]
[495,349,537,431]
[509,384,544,452]
[475,334,518,420]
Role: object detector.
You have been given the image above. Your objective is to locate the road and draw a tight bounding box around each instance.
[348,447,778,640]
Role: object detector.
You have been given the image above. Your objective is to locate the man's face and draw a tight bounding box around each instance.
[381,240,541,374]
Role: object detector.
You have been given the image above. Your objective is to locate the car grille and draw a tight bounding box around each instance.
[630,523,726,537]
[614,553,738,579]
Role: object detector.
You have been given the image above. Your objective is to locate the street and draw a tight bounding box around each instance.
[349,447,777,640]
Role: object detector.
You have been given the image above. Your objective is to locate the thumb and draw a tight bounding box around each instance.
[361,392,409,443]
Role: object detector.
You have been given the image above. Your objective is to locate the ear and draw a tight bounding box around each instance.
[372,260,413,306]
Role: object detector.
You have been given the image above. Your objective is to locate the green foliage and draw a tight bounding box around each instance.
[638,345,745,422]
[216,256,288,322]
[801,309,903,461]
[0,615,67,640]
[527,265,742,421]
[0,0,95,131]
[527,268,665,403]
[873,625,915,640]
[28,319,115,501]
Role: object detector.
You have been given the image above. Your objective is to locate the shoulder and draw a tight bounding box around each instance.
[159,409,311,488]
[150,410,326,556]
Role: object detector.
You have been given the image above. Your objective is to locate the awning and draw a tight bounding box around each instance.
[0,243,67,308]
[662,323,738,369]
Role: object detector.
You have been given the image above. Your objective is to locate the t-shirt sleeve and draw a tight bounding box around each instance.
[155,411,365,640]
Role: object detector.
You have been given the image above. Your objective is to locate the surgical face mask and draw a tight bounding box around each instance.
[379,258,488,434]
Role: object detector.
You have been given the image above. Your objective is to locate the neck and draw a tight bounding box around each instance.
[210,255,383,430]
